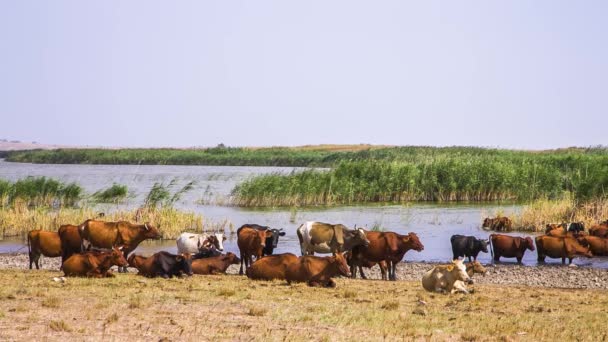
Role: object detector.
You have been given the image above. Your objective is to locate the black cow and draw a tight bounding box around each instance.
[151,251,193,278]
[450,235,489,262]
[237,224,286,256]
[192,246,222,260]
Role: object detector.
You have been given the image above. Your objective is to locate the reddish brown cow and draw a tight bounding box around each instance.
[489,234,535,264]
[535,235,593,265]
[27,230,62,270]
[246,253,300,280]
[191,252,240,275]
[483,216,513,231]
[589,222,608,238]
[285,253,351,287]
[580,236,608,256]
[345,250,388,280]
[349,231,424,281]
[63,247,128,277]
[127,254,156,277]
[58,224,82,264]
[79,220,161,272]
[237,226,273,275]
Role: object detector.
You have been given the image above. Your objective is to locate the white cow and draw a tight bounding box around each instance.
[176,232,226,254]
[421,259,473,294]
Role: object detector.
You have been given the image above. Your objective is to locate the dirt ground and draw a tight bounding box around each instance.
[1,268,608,341]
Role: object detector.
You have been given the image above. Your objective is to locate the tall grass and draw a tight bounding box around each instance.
[91,184,129,203]
[143,179,196,209]
[233,153,608,206]
[0,177,82,208]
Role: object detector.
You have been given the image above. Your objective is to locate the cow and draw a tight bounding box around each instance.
[579,236,608,256]
[246,253,300,281]
[58,224,82,265]
[127,254,156,277]
[176,232,226,254]
[348,231,424,281]
[450,235,489,262]
[78,220,161,272]
[63,247,128,277]
[482,216,513,231]
[535,235,593,265]
[237,226,273,275]
[191,252,240,275]
[345,250,388,280]
[589,221,608,238]
[149,251,194,278]
[27,230,62,270]
[452,261,487,294]
[546,222,585,237]
[296,221,369,256]
[237,224,286,256]
[285,253,351,287]
[421,259,473,294]
[489,234,535,264]
[192,246,222,259]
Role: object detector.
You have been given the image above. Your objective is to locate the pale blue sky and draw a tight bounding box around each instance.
[1,1,606,149]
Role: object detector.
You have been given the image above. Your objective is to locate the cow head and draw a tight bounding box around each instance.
[176,253,194,276]
[452,259,472,284]
[465,261,487,277]
[214,232,226,251]
[224,252,241,265]
[477,239,489,253]
[525,237,535,251]
[354,228,370,247]
[111,246,129,268]
[404,232,424,252]
[142,223,161,240]
[259,230,273,248]
[202,235,222,251]
[332,253,352,277]
[482,218,492,228]
[269,228,286,248]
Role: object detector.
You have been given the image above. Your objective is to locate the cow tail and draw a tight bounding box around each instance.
[27,233,32,256]
[489,234,495,264]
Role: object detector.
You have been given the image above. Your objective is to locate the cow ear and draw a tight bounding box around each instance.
[334,226,344,245]
[279,231,286,236]
[176,254,183,262]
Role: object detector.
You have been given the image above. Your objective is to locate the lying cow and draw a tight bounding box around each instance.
[421,259,472,294]
[297,221,369,255]
[237,224,286,256]
[191,252,240,275]
[482,216,512,231]
[63,247,128,277]
[535,235,593,265]
[246,253,300,281]
[79,220,161,272]
[127,254,156,277]
[27,230,62,269]
[489,234,535,264]
[237,226,273,275]
[450,235,489,262]
[150,251,194,278]
[176,232,226,254]
[348,231,424,281]
[452,261,487,294]
[285,253,352,287]
[58,224,82,265]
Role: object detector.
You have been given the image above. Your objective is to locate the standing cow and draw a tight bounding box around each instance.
[237,226,273,275]
[79,220,161,272]
[450,235,489,262]
[535,235,593,265]
[237,224,286,256]
[297,221,369,256]
[27,230,62,269]
[489,234,535,264]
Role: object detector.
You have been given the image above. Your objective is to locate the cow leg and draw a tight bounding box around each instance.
[324,279,337,288]
[516,256,523,264]
[562,257,566,265]
[379,262,388,281]
[349,263,357,279]
[359,266,368,280]
[494,254,500,262]
[391,262,398,281]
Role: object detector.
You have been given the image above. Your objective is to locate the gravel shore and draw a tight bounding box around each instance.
[2,253,607,289]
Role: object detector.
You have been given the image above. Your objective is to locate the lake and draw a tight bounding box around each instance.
[0,160,604,267]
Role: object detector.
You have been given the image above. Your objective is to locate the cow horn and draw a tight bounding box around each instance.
[144,223,149,230]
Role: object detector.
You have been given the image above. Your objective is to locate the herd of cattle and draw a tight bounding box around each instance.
[23,217,608,294]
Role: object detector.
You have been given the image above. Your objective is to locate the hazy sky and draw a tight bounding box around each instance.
[1,1,606,149]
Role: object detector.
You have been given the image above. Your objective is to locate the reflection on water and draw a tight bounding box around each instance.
[1,160,607,268]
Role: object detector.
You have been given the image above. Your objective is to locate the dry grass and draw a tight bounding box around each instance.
[505,197,608,231]
[1,270,607,341]
[0,206,232,239]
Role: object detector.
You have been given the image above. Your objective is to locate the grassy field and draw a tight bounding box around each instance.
[0,269,607,341]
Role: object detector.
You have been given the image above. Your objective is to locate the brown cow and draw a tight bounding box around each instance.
[535,235,593,265]
[27,230,62,269]
[237,226,273,275]
[79,220,161,272]
[345,250,388,280]
[58,224,82,264]
[349,231,424,281]
[246,253,300,281]
[285,253,351,287]
[63,247,128,277]
[589,222,608,238]
[580,236,608,256]
[127,254,156,277]
[482,216,513,231]
[191,252,240,275]
[465,261,487,277]
[489,234,535,264]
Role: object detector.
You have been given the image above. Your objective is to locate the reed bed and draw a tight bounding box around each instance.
[0,177,82,208]
[233,152,608,206]
[0,206,230,239]
[91,184,129,203]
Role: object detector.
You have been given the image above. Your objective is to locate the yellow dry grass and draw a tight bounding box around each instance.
[0,269,607,341]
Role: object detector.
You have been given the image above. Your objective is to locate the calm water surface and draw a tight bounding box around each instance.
[0,160,605,268]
